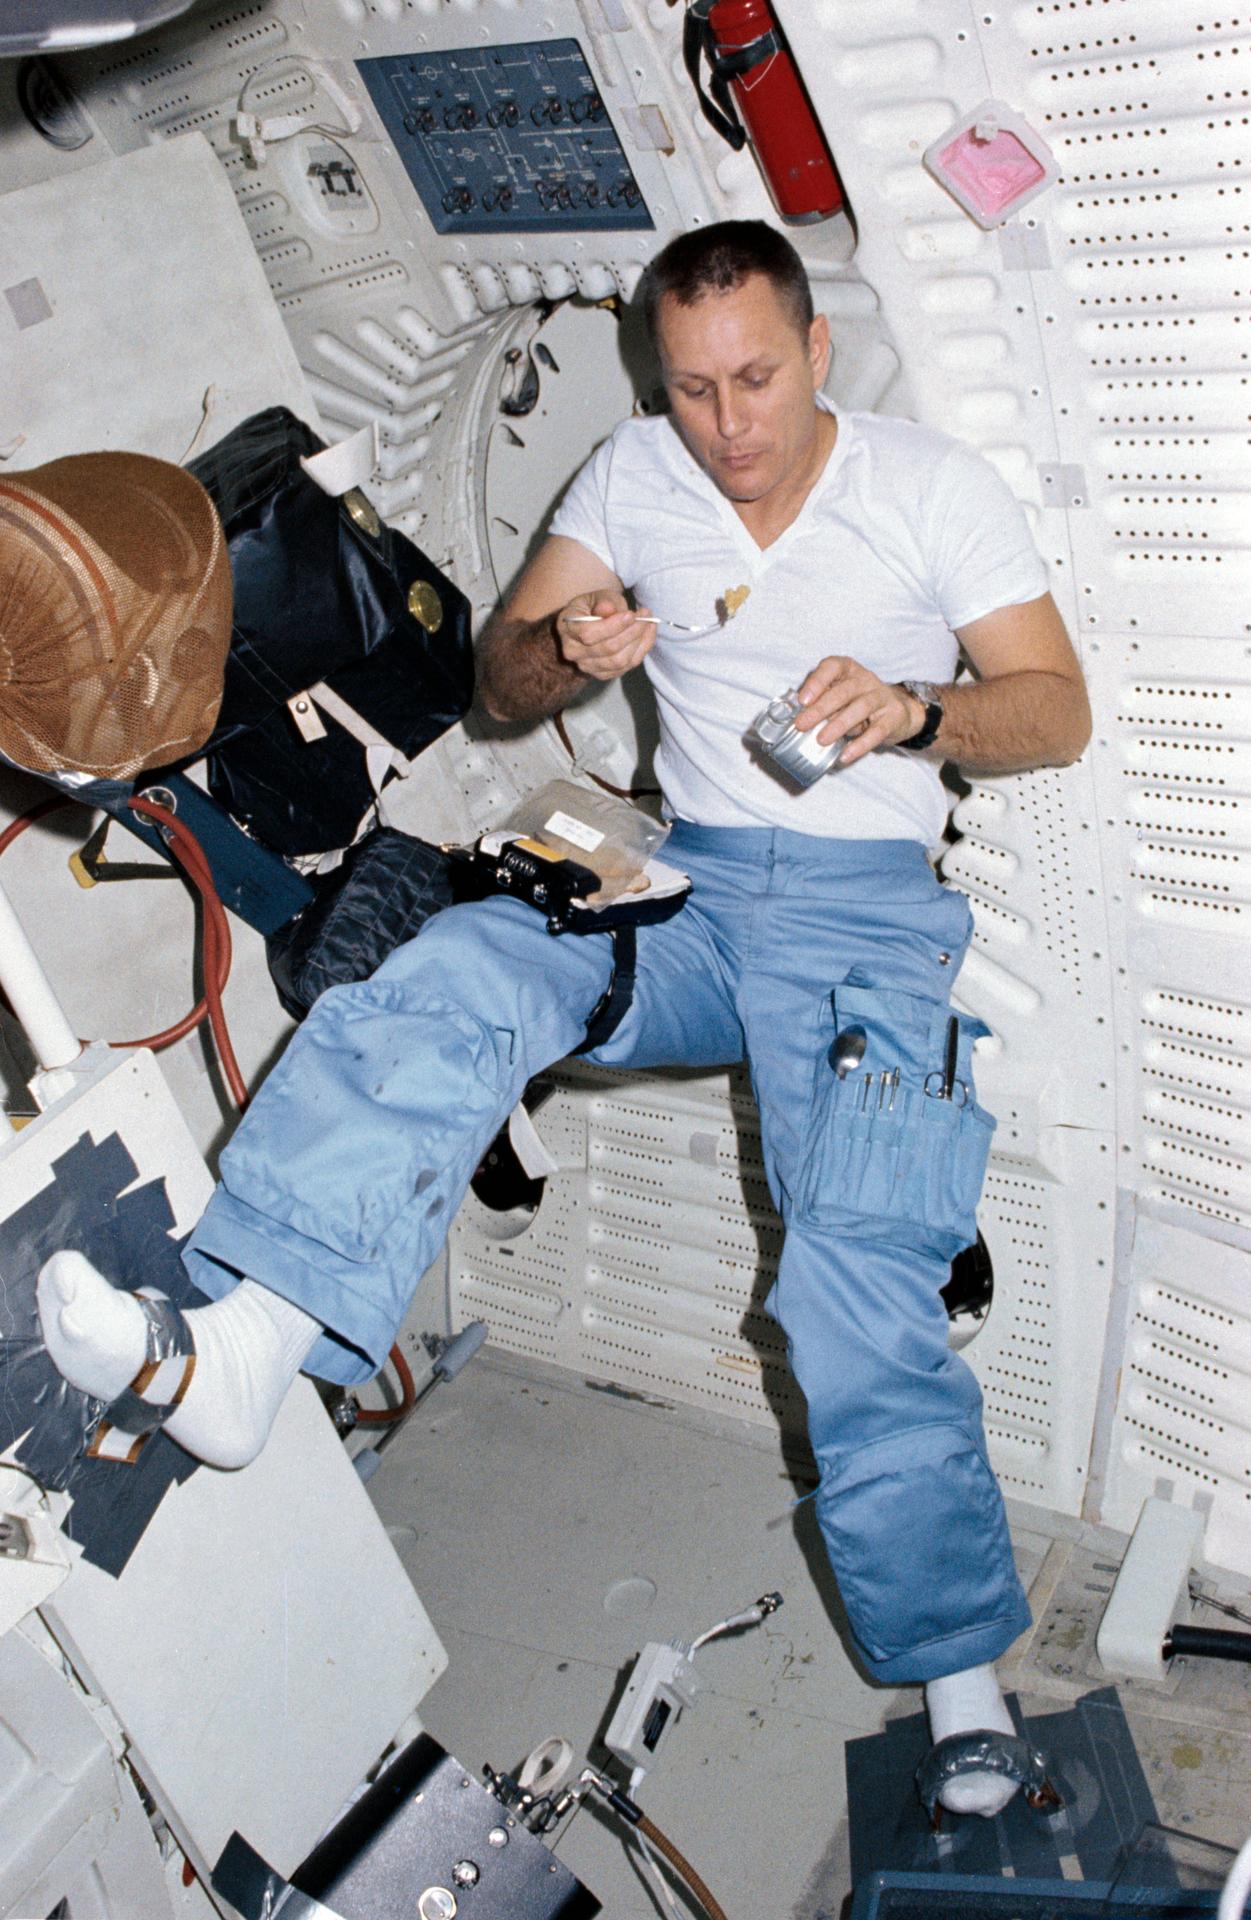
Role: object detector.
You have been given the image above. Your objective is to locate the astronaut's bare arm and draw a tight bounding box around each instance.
[477,535,655,725]
[937,592,1092,774]
[799,592,1091,776]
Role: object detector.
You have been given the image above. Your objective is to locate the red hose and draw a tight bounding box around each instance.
[4,793,410,1402]
[0,793,68,855]
[110,809,221,1053]
[355,1340,416,1425]
[0,791,239,1098]
[0,795,218,1054]
[125,796,249,1110]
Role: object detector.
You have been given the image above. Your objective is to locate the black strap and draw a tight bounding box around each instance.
[683,0,747,152]
[711,28,783,80]
[573,924,637,1055]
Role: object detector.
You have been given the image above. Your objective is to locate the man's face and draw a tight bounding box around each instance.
[654,273,831,507]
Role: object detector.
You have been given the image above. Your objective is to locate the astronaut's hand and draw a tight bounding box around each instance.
[793,657,926,768]
[555,590,656,683]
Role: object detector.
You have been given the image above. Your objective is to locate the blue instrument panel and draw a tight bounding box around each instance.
[356,39,654,236]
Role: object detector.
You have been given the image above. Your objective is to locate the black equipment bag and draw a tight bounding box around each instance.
[186,407,474,855]
[266,827,455,1020]
[266,824,660,1059]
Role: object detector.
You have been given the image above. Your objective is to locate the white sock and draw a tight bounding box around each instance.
[37,1251,320,1471]
[925,1663,1019,1817]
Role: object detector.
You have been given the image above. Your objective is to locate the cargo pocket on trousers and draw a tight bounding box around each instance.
[797,979,996,1260]
[221,991,510,1262]
[819,1429,1022,1664]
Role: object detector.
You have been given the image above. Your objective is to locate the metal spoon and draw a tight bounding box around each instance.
[566,614,714,633]
[830,1024,867,1079]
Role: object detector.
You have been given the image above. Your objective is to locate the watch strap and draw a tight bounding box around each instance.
[899,681,943,752]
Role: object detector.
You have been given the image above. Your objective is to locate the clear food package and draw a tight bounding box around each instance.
[499,780,670,903]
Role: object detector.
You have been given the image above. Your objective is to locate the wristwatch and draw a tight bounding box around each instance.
[897,680,944,752]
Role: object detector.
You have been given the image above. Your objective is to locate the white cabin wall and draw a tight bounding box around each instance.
[2,0,1249,1578]
[774,0,1251,1571]
[0,130,322,1154]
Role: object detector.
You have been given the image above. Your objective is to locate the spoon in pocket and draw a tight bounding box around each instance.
[830,1025,867,1079]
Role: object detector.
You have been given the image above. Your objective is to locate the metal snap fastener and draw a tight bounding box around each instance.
[407,578,444,632]
[343,489,381,538]
[417,1889,457,1920]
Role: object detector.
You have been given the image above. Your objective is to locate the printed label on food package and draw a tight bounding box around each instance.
[544,809,604,852]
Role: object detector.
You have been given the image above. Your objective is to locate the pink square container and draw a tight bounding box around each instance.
[923,100,1058,229]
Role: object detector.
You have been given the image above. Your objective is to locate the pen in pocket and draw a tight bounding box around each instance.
[925,1017,967,1104]
[942,1016,958,1099]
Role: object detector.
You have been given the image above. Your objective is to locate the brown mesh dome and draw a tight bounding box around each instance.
[0,451,232,780]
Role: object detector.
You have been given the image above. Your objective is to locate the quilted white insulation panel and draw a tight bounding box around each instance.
[3,0,1248,1573]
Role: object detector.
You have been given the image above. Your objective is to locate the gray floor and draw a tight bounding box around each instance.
[367,1348,1050,1918]
[368,1347,1251,1918]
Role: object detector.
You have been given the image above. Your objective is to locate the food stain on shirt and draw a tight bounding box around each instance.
[715,583,752,626]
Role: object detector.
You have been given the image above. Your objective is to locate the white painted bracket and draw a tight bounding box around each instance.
[507,1102,560,1180]
[1096,1496,1206,1684]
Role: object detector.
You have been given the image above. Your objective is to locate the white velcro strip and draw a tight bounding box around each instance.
[142,1355,191,1404]
[90,1425,146,1464]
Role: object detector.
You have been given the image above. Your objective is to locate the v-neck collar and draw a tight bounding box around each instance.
[665,396,850,568]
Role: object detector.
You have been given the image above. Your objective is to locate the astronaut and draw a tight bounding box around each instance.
[38,220,1090,1818]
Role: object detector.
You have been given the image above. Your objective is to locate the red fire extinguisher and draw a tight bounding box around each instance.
[684,0,843,224]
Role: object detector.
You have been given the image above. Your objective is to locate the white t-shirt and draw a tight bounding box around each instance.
[547,401,1049,845]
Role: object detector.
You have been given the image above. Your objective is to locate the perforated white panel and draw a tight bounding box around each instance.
[1104,1215,1251,1574]
[450,1065,806,1426]
[450,1063,1113,1522]
[579,1070,799,1423]
[8,0,1249,1570]
[1138,982,1251,1231]
[1083,616,1251,1567]
[773,0,1251,1572]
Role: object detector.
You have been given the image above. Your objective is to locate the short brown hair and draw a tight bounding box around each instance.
[638,220,814,342]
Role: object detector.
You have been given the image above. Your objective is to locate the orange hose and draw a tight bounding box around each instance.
[0,794,242,1093]
[636,1813,729,1920]
[5,792,411,1412]
[0,795,219,1053]
[355,1341,417,1425]
[126,796,248,1110]
[0,793,68,855]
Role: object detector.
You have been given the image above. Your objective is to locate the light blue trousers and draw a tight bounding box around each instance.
[185,823,1030,1683]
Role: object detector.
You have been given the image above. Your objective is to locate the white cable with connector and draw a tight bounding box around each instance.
[691,1603,767,1652]
[603,1593,782,1784]
[621,1765,680,1918]
[234,56,363,166]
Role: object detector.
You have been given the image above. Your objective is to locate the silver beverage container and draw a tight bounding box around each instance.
[747,687,844,787]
